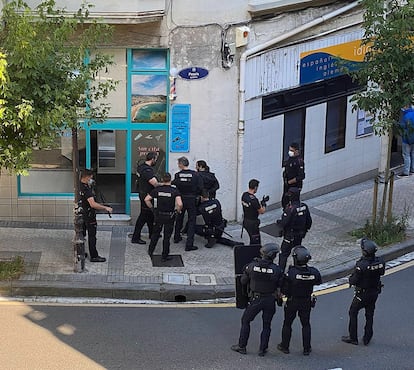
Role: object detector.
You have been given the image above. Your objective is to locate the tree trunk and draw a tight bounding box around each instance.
[377,128,393,225]
[72,127,85,272]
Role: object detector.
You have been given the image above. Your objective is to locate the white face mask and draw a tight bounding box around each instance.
[88,178,96,187]
[288,150,295,157]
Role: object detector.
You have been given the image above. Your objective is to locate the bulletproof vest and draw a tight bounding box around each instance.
[241,192,259,220]
[287,265,319,298]
[289,202,308,231]
[199,199,222,226]
[199,171,218,194]
[248,259,279,294]
[153,185,176,213]
[284,156,304,188]
[137,164,155,195]
[174,169,199,196]
[356,257,385,289]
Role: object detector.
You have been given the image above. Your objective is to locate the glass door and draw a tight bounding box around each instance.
[90,129,127,214]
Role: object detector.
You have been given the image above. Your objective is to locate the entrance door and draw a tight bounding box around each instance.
[90,130,127,214]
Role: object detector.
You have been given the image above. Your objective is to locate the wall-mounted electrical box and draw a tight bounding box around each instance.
[235,26,250,47]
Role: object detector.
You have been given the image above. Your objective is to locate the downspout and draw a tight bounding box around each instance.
[236,0,362,221]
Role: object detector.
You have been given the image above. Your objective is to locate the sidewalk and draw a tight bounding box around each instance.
[1,175,414,302]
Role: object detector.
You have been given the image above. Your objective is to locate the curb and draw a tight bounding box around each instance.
[1,242,413,302]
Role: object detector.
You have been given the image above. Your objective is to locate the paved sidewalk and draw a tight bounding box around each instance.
[1,175,414,301]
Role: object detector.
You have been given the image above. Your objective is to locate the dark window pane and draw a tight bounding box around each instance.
[283,108,305,162]
[325,97,346,153]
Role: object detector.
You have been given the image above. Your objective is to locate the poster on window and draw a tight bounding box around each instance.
[356,109,374,137]
[131,75,167,123]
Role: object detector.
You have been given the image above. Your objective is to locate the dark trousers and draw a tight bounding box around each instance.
[195,225,240,247]
[243,218,261,245]
[148,216,175,257]
[82,220,99,258]
[174,196,197,247]
[132,193,154,242]
[279,234,303,272]
[239,295,276,351]
[348,290,378,342]
[281,297,312,351]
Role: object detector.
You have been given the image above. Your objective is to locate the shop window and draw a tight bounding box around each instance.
[19,130,86,194]
[325,97,347,153]
[131,129,166,193]
[283,108,306,163]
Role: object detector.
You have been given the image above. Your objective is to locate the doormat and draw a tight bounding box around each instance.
[260,223,283,238]
[151,255,184,267]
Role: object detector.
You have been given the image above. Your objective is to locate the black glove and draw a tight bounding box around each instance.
[311,295,317,308]
[276,296,283,307]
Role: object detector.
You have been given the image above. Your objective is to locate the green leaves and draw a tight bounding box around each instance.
[352,0,414,131]
[0,0,117,173]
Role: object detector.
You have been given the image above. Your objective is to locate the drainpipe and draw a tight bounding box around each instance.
[235,0,362,221]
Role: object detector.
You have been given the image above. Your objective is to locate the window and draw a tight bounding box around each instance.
[325,97,347,153]
[283,108,305,162]
[19,130,86,194]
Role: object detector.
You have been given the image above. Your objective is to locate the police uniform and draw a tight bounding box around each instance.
[282,156,305,208]
[347,255,385,344]
[278,200,312,272]
[195,198,236,247]
[237,257,283,353]
[172,169,203,250]
[280,264,321,353]
[241,192,262,245]
[131,162,156,243]
[198,171,220,199]
[80,182,99,259]
[147,184,181,259]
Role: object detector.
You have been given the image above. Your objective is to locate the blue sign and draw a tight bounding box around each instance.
[170,104,191,152]
[178,67,209,80]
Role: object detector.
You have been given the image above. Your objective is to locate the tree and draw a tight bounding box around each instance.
[0,0,117,271]
[350,0,414,224]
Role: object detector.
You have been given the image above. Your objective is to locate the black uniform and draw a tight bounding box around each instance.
[195,198,237,247]
[198,171,220,199]
[280,264,322,352]
[347,255,385,344]
[172,169,203,249]
[282,156,305,208]
[80,182,99,259]
[147,185,181,258]
[241,192,262,245]
[237,258,283,352]
[132,162,156,242]
[278,201,312,272]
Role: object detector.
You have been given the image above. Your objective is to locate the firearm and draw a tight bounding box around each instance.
[261,195,270,207]
[99,190,112,218]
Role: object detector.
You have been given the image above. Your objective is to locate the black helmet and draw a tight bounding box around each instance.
[361,238,377,257]
[260,243,280,261]
[287,187,300,201]
[292,246,311,266]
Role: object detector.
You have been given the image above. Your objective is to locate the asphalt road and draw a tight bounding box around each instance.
[1,262,413,370]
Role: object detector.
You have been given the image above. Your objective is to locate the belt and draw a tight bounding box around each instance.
[252,292,273,298]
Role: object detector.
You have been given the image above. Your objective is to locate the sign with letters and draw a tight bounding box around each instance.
[178,67,209,80]
[170,104,191,152]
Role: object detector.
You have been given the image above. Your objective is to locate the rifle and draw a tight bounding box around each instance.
[99,190,112,218]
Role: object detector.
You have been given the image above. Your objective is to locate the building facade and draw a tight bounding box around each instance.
[0,0,387,224]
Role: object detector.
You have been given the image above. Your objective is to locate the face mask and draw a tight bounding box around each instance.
[288,150,295,157]
[88,178,96,187]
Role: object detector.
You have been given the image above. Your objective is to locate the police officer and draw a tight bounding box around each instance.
[277,187,312,272]
[241,179,267,245]
[131,152,159,244]
[282,142,305,208]
[196,160,220,199]
[195,191,241,248]
[172,156,203,251]
[79,169,113,263]
[278,246,321,356]
[144,173,183,262]
[341,238,385,346]
[231,243,283,356]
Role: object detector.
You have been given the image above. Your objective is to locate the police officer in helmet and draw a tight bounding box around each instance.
[342,238,385,346]
[278,246,321,356]
[231,243,283,356]
[277,187,312,272]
